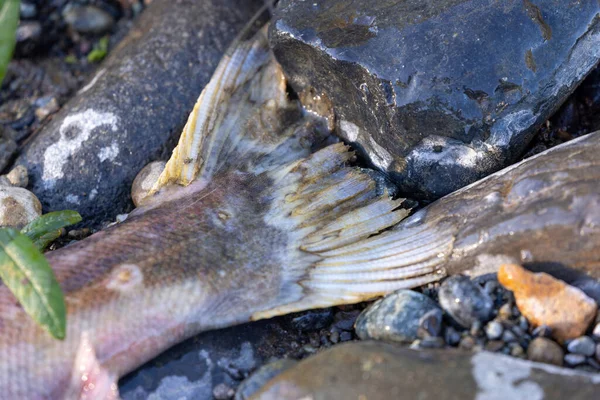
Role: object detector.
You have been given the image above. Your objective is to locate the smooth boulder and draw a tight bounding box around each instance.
[270,0,600,198]
[252,341,600,400]
[18,0,263,227]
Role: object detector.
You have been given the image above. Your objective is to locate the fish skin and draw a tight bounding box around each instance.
[0,28,434,398]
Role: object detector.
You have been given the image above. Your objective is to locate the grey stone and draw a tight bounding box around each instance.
[252,342,600,400]
[417,308,443,338]
[355,290,441,343]
[0,135,17,173]
[527,337,564,367]
[18,0,264,228]
[270,0,600,199]
[19,1,37,19]
[119,317,304,400]
[567,336,596,357]
[290,309,334,332]
[234,359,297,400]
[438,275,494,328]
[63,5,115,35]
[485,320,504,341]
[444,326,461,346]
[564,354,587,367]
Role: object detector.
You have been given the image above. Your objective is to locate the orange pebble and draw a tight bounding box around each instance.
[498,263,598,343]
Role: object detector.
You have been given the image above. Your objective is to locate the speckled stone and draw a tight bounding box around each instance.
[527,337,564,366]
[355,290,441,343]
[252,342,600,400]
[438,275,494,328]
[485,321,504,341]
[0,186,41,228]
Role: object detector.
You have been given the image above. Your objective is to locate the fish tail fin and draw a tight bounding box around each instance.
[252,144,455,320]
[151,23,321,193]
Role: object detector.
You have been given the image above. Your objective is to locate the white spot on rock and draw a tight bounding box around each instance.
[340,120,360,142]
[66,194,80,204]
[43,109,119,188]
[98,142,120,162]
[106,264,144,292]
[472,352,544,400]
[89,189,98,200]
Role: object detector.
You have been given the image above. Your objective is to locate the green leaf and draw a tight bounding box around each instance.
[0,228,66,339]
[0,0,20,87]
[87,35,109,63]
[22,210,82,250]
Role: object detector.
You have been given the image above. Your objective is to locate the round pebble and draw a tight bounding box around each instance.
[63,5,116,35]
[509,343,525,358]
[592,322,600,339]
[444,326,461,346]
[501,329,517,343]
[213,383,235,400]
[459,336,475,350]
[485,321,504,340]
[355,290,441,343]
[131,161,165,207]
[564,353,587,367]
[567,336,596,356]
[0,186,42,228]
[438,275,494,328]
[6,165,28,188]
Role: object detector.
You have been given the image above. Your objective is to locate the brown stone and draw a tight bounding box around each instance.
[498,264,598,342]
[527,337,564,367]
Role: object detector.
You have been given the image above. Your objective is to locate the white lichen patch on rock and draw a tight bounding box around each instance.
[65,194,80,205]
[98,142,120,162]
[0,186,42,229]
[42,109,119,188]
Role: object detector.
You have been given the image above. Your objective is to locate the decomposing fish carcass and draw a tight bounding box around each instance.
[1,14,600,400]
[0,27,444,399]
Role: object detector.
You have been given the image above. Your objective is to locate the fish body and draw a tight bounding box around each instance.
[1,22,600,400]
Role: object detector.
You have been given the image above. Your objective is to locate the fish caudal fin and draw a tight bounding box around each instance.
[152,24,314,193]
[251,143,454,320]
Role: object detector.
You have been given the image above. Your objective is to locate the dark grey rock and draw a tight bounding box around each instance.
[18,0,264,228]
[438,275,494,328]
[0,135,17,173]
[119,316,305,400]
[19,1,37,19]
[252,342,600,400]
[15,21,42,56]
[502,329,518,344]
[485,320,504,341]
[527,337,564,366]
[270,0,600,199]
[339,331,353,342]
[63,5,116,35]
[417,308,443,338]
[444,326,461,346]
[419,336,446,349]
[355,290,441,343]
[291,309,333,332]
[567,336,596,357]
[234,358,297,400]
[333,309,360,331]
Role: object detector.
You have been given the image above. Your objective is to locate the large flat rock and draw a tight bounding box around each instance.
[253,341,600,399]
[17,0,263,227]
[270,0,600,198]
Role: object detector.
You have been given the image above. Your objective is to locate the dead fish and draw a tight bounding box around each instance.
[0,27,445,399]
[1,22,599,400]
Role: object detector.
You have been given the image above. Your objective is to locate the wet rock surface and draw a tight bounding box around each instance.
[252,341,600,400]
[355,290,441,343]
[17,0,264,228]
[270,0,600,198]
